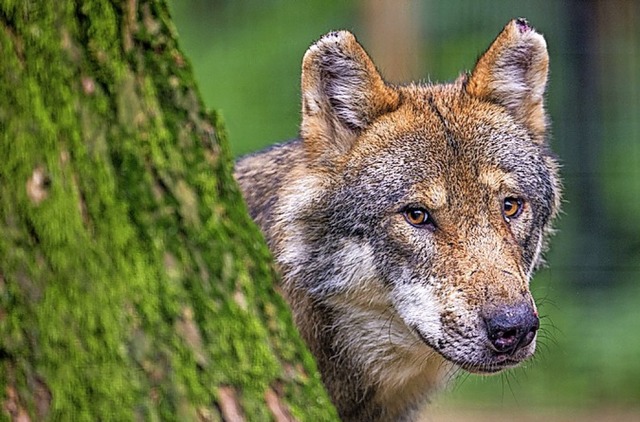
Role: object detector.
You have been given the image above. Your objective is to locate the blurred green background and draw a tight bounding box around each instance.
[169,0,640,419]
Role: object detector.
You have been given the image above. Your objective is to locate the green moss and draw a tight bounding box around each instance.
[0,0,337,420]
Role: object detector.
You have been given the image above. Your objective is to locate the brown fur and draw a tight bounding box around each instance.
[235,19,561,421]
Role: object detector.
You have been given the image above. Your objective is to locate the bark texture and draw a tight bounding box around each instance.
[0,1,336,420]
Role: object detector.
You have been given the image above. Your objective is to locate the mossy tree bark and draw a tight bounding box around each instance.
[0,1,336,420]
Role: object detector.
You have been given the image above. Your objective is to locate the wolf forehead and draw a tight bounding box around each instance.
[331,86,557,209]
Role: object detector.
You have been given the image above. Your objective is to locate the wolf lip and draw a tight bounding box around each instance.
[453,353,527,374]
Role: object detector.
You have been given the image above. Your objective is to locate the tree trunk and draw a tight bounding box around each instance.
[0,1,336,421]
[359,0,424,83]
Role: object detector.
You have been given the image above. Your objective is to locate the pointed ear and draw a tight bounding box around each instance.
[300,31,400,161]
[466,19,549,143]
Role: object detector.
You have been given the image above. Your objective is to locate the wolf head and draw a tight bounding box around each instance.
[273,19,561,405]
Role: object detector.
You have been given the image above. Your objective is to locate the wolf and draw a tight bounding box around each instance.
[234,18,561,421]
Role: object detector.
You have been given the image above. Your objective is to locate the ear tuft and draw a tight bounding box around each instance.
[466,19,549,142]
[301,31,400,160]
[514,17,531,33]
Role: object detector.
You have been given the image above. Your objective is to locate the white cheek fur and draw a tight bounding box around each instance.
[391,275,444,344]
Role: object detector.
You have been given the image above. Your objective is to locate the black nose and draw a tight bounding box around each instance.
[485,304,539,354]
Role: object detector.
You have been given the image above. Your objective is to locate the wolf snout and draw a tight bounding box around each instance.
[485,303,539,354]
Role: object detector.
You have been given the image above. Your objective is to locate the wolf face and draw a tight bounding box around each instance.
[338,94,558,374]
[235,18,561,421]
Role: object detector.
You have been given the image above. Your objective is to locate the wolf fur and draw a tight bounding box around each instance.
[234,19,561,421]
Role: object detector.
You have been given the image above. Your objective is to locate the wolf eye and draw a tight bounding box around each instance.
[503,197,524,220]
[403,207,432,228]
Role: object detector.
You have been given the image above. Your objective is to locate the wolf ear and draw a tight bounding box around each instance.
[466,19,549,143]
[300,31,400,161]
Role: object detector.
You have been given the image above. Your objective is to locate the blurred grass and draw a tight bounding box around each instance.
[168,0,640,412]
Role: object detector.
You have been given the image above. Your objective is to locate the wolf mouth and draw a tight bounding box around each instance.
[411,325,527,374]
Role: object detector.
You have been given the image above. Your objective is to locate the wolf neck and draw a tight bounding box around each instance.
[284,277,452,421]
